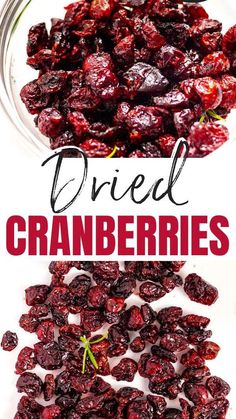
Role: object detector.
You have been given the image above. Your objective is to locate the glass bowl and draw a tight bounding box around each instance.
[0,0,236,156]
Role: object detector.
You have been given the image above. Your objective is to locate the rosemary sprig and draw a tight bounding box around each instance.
[199,112,206,123]
[207,109,225,121]
[106,145,118,158]
[80,332,108,373]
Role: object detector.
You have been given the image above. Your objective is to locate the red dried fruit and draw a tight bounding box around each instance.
[34,342,63,370]
[25,285,50,306]
[15,347,36,375]
[198,52,230,77]
[80,308,104,332]
[19,314,39,333]
[223,24,236,57]
[111,358,138,382]
[27,23,48,57]
[184,382,208,405]
[130,336,145,353]
[29,304,50,318]
[1,331,18,351]
[145,356,175,383]
[179,314,210,331]
[220,74,236,109]
[147,395,166,415]
[158,134,177,157]
[184,273,219,305]
[151,345,178,363]
[191,397,229,418]
[197,341,220,360]
[126,106,163,142]
[90,0,114,21]
[111,273,136,298]
[16,372,43,398]
[139,282,166,302]
[88,285,108,308]
[160,333,189,352]
[6,260,232,417]
[38,108,65,139]
[181,349,205,368]
[124,62,169,94]
[157,306,183,324]
[188,122,229,156]
[36,320,55,343]
[42,405,61,419]
[193,77,222,110]
[206,376,231,398]
[44,374,55,401]
[80,138,113,157]
[182,366,210,382]
[127,400,153,418]
[105,296,125,313]
[140,325,159,344]
[122,305,145,331]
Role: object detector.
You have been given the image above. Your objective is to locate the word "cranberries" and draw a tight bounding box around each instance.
[1,260,230,418]
[20,1,236,157]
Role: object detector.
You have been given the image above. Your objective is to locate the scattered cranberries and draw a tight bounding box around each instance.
[2,260,230,418]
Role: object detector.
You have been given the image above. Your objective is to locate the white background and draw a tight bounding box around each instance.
[0,0,236,417]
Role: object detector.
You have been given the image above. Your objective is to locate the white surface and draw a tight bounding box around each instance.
[0,260,235,417]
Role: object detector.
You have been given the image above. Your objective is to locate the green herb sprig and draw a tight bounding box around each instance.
[80,332,108,374]
[199,110,225,123]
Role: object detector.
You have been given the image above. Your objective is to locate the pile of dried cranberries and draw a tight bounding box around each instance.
[1,261,230,418]
[20,0,236,157]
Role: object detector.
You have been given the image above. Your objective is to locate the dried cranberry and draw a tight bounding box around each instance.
[197,341,220,360]
[206,376,231,398]
[38,108,65,139]
[157,307,183,324]
[42,405,61,419]
[80,308,104,332]
[25,285,50,306]
[15,347,36,375]
[111,358,138,382]
[44,374,55,401]
[181,349,205,368]
[140,325,159,344]
[130,336,145,353]
[184,273,219,305]
[184,382,208,405]
[139,282,166,302]
[127,400,153,418]
[34,342,63,370]
[160,333,189,352]
[1,331,18,351]
[16,372,43,398]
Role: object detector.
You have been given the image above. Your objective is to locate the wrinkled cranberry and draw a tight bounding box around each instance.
[184,273,219,305]
[184,382,208,405]
[1,331,18,351]
[34,342,63,370]
[197,341,220,360]
[15,347,36,375]
[206,376,231,398]
[181,349,205,368]
[16,372,43,398]
[157,306,183,324]
[38,108,65,139]
[130,336,145,353]
[127,400,153,418]
[139,282,166,302]
[44,374,55,401]
[140,325,159,344]
[160,333,189,352]
[112,358,138,382]
[25,285,50,306]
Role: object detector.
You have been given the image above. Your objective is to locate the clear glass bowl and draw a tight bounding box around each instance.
[0,0,236,156]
